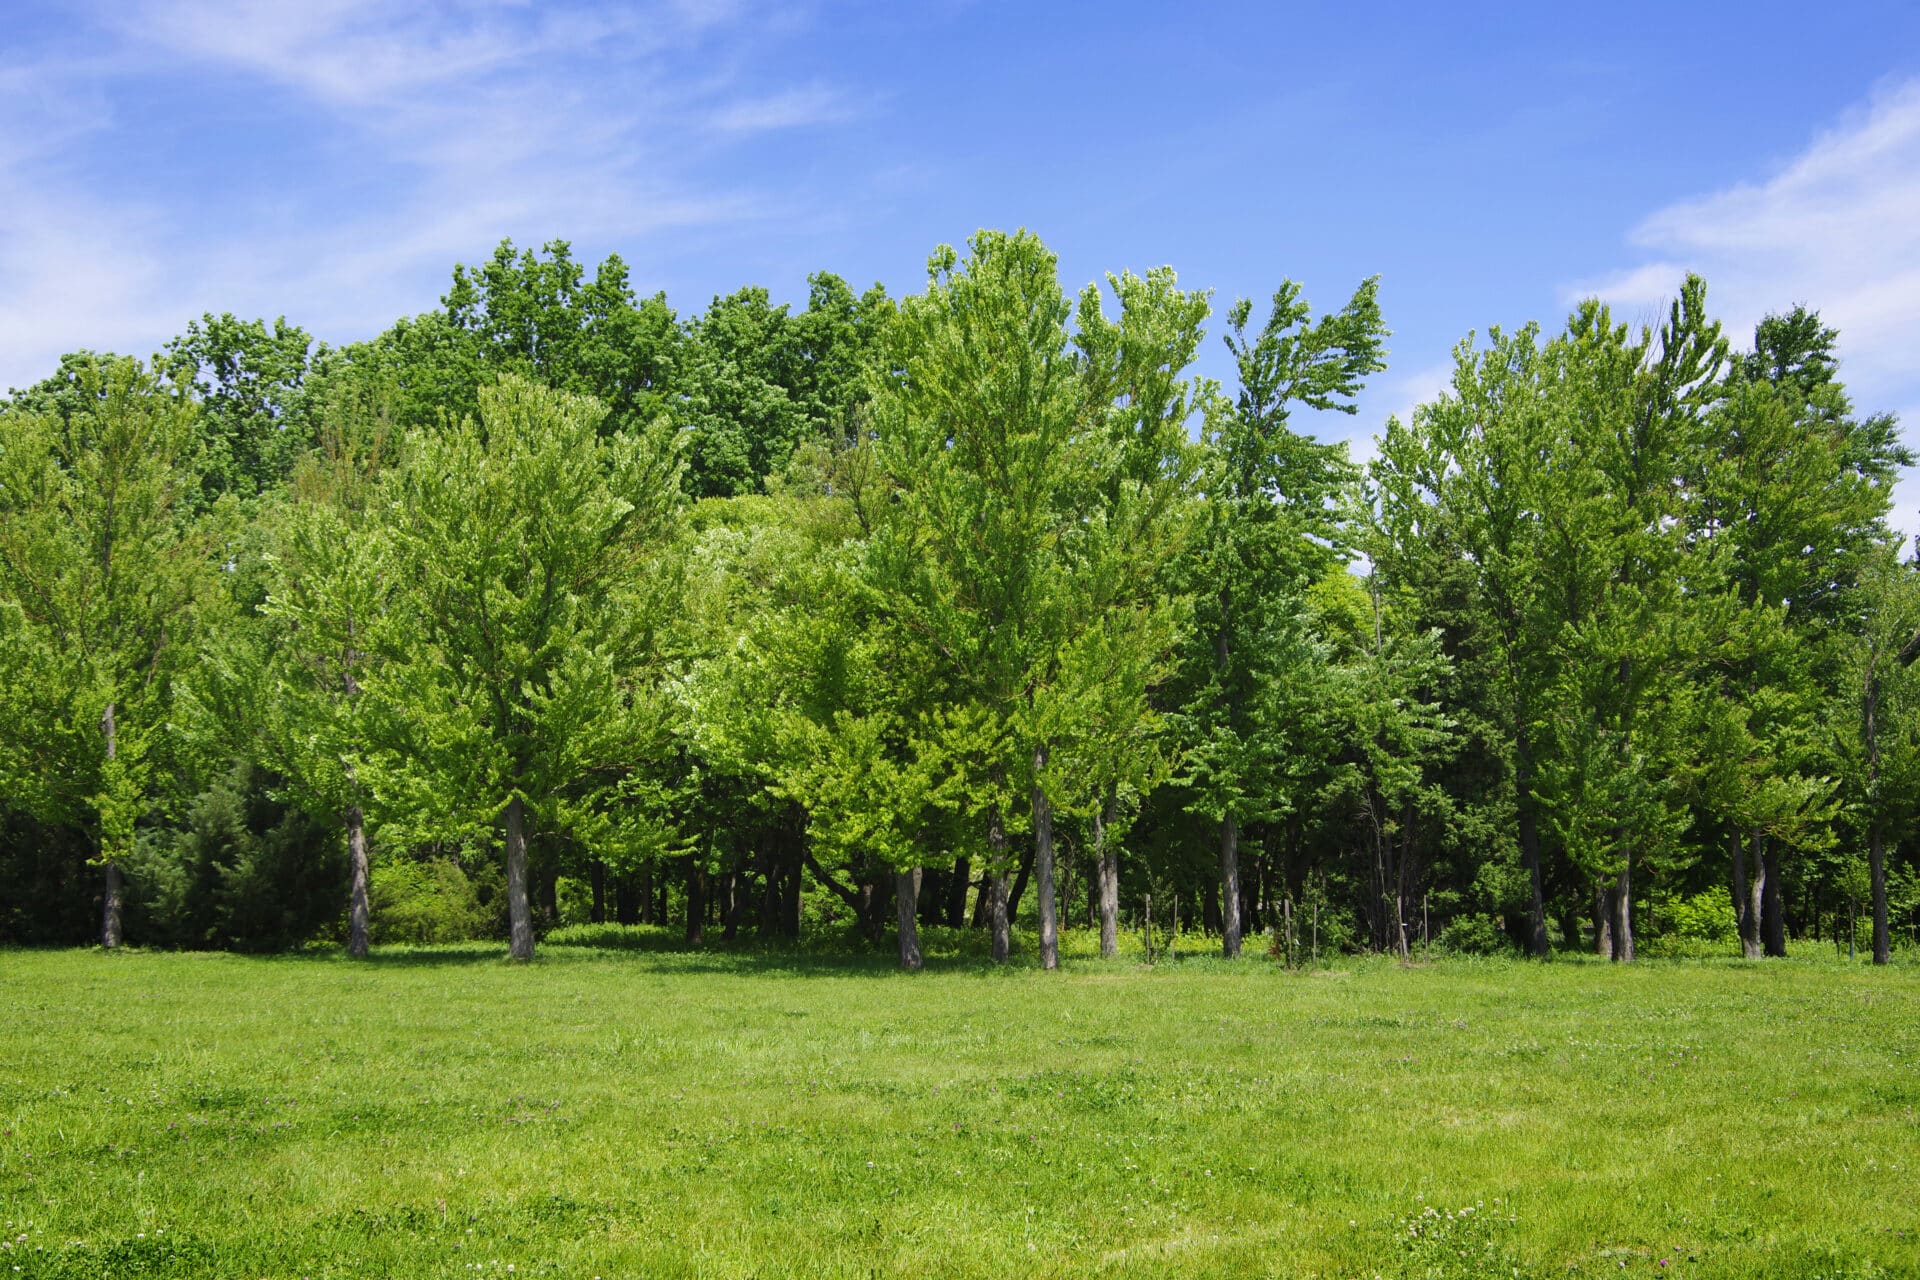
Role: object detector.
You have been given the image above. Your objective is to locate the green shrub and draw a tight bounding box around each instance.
[1435,913,1514,956]
[368,857,494,945]
[125,761,345,951]
[1643,889,1738,957]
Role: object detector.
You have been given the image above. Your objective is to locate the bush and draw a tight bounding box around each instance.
[369,857,494,945]
[1642,889,1738,958]
[126,761,345,951]
[1435,912,1514,956]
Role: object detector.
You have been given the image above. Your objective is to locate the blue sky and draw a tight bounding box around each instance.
[5,1,1919,523]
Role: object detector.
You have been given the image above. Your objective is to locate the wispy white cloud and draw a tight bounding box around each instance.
[1567,78,1920,418]
[707,85,856,134]
[0,1,855,390]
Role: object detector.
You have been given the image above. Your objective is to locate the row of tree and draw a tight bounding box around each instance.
[3,232,1916,968]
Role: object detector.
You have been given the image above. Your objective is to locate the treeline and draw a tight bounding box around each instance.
[2,231,1916,967]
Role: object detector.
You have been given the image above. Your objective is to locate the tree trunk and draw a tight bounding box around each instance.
[1743,831,1767,960]
[1731,831,1760,959]
[896,868,923,971]
[1514,740,1551,957]
[1220,812,1242,958]
[539,866,559,930]
[1611,862,1634,963]
[784,838,804,938]
[1760,836,1787,957]
[722,870,740,942]
[988,803,1011,963]
[1007,844,1035,922]
[1033,745,1058,971]
[505,795,534,961]
[685,857,705,947]
[1096,791,1119,960]
[99,701,123,950]
[615,874,638,925]
[346,804,371,958]
[1871,826,1891,966]
[947,856,969,927]
[589,859,606,925]
[1593,882,1613,959]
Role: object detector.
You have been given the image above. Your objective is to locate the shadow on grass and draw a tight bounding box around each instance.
[290,924,1154,977]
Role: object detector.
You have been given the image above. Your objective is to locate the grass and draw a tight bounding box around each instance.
[2,934,1916,1279]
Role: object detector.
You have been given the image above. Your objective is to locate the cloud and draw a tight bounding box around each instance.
[1567,78,1920,422]
[707,85,857,134]
[0,1,855,391]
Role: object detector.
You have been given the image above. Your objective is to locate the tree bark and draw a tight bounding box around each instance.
[722,870,740,942]
[589,859,607,925]
[1871,826,1891,966]
[684,857,705,946]
[1730,831,1759,959]
[784,837,804,938]
[895,868,923,971]
[1743,831,1766,960]
[505,795,534,961]
[539,866,559,930]
[346,804,371,958]
[1760,836,1787,958]
[947,856,970,927]
[1220,812,1242,959]
[1007,844,1035,922]
[1594,882,1613,959]
[615,874,638,925]
[1514,738,1551,957]
[1033,745,1058,971]
[1096,791,1119,960]
[987,805,1011,963]
[1611,862,1634,963]
[99,701,123,950]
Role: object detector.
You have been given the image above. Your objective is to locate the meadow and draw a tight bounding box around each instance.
[2,934,1916,1279]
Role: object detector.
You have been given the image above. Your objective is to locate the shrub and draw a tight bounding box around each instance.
[126,761,345,951]
[1643,889,1738,957]
[1435,913,1514,956]
[369,857,494,945]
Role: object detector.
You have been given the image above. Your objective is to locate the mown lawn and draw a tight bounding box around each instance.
[2,935,1916,1278]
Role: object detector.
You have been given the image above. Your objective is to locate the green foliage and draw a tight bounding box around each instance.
[124,762,345,951]
[0,354,217,922]
[367,856,498,945]
[1650,891,1739,945]
[162,312,315,503]
[368,373,684,847]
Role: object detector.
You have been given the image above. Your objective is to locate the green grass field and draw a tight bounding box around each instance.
[2,934,1916,1278]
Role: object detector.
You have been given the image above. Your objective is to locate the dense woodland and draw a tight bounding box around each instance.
[3,230,1917,968]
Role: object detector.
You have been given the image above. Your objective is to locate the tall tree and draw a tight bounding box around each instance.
[369,375,683,960]
[0,356,214,945]
[1180,278,1387,957]
[871,230,1088,964]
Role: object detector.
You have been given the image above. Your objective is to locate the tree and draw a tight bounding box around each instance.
[870,230,1088,964]
[0,355,214,946]
[1180,278,1387,957]
[1048,267,1211,958]
[163,313,315,503]
[1837,549,1920,964]
[368,375,683,960]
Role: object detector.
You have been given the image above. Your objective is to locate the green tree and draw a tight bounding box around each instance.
[0,355,215,945]
[369,375,683,960]
[870,230,1088,964]
[1837,550,1920,964]
[163,313,315,502]
[1179,278,1387,957]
